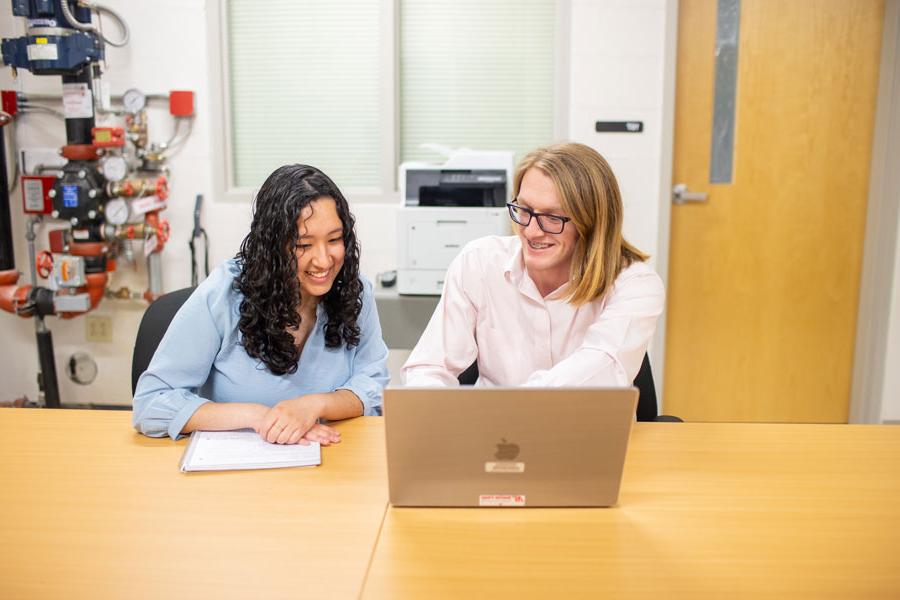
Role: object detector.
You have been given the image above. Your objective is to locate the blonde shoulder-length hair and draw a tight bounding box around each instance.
[513,142,648,305]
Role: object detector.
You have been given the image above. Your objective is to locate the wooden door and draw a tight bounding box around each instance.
[664,0,885,422]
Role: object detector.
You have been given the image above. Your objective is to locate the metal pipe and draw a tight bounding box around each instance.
[20,105,66,119]
[17,92,171,103]
[26,217,40,287]
[32,164,64,174]
[161,116,194,158]
[147,251,163,299]
[86,2,130,47]
[36,327,61,409]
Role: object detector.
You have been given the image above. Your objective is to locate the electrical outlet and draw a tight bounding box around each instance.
[85,315,113,343]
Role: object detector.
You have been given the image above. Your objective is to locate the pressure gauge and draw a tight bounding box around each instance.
[104,198,130,225]
[100,155,129,182]
[66,352,98,385]
[122,88,147,113]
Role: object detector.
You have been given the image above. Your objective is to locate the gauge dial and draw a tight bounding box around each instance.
[67,352,98,385]
[104,198,130,225]
[101,155,129,182]
[122,88,147,113]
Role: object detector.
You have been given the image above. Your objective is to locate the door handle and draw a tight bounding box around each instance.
[672,183,708,205]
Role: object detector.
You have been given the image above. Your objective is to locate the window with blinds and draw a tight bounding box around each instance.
[399,0,556,164]
[227,0,382,190]
[225,0,557,193]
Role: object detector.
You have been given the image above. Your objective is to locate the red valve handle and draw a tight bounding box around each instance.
[155,176,169,201]
[157,219,171,244]
[36,250,54,279]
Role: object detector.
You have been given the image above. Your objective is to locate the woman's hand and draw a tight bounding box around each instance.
[257,394,341,445]
[301,423,342,446]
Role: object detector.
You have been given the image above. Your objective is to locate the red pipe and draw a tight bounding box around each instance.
[2,268,108,318]
[68,241,108,257]
[0,269,32,317]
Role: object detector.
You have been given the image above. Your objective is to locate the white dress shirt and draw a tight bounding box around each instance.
[403,235,665,387]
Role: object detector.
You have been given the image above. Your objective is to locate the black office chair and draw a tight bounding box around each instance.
[458,353,682,422]
[632,353,682,422]
[131,286,195,395]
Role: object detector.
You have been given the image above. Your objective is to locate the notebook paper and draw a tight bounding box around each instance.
[180,429,321,472]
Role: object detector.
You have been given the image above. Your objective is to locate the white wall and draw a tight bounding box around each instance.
[0,0,671,406]
[1,0,897,421]
[567,0,675,396]
[569,0,669,264]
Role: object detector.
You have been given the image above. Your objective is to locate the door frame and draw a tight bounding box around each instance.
[653,0,900,423]
[650,0,679,416]
[850,0,900,424]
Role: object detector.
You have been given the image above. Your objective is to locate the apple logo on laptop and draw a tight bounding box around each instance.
[495,438,520,461]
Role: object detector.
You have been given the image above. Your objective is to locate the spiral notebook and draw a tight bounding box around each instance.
[180,429,321,472]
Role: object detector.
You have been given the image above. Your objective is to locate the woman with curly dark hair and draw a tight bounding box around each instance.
[132,165,389,445]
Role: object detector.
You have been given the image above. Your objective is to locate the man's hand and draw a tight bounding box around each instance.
[257,394,341,445]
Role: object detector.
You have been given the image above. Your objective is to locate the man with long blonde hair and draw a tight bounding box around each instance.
[403,142,664,387]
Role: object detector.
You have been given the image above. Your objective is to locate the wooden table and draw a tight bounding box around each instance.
[362,423,900,599]
[0,410,388,600]
[2,412,899,599]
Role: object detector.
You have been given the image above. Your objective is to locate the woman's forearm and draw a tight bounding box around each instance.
[318,389,365,421]
[181,402,268,434]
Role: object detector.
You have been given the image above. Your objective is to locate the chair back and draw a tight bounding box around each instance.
[131,287,195,395]
[633,353,659,422]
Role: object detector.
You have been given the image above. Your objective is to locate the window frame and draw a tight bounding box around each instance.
[207,0,569,204]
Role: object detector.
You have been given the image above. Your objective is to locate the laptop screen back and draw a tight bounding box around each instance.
[384,387,637,507]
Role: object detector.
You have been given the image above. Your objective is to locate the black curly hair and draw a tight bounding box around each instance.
[234,164,363,375]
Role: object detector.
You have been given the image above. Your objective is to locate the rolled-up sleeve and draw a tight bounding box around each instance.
[132,287,222,440]
[338,281,390,415]
[524,269,665,387]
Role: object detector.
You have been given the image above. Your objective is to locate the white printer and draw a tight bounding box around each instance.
[397,149,513,295]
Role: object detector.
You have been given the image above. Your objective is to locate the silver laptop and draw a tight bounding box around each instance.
[384,387,637,507]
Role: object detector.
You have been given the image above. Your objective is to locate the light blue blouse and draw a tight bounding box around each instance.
[132,259,390,440]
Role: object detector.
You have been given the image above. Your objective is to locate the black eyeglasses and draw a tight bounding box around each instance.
[506,202,571,234]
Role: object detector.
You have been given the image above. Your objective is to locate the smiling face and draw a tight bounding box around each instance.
[514,167,578,294]
[295,197,346,300]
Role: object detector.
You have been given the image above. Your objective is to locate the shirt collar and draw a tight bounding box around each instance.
[505,238,549,303]
[504,237,570,303]
[503,238,525,283]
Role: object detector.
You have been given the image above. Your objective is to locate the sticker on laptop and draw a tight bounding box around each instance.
[484,461,525,473]
[479,494,526,507]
